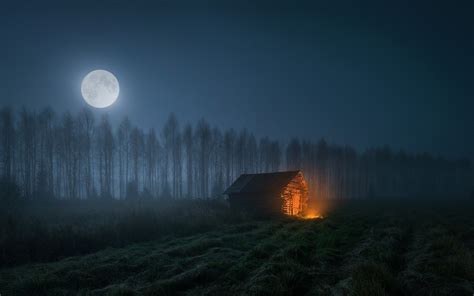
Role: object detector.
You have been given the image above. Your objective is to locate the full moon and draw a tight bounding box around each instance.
[81,70,120,108]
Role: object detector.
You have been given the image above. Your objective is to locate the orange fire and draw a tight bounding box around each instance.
[302,210,323,219]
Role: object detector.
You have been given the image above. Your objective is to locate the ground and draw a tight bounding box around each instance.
[1,201,473,295]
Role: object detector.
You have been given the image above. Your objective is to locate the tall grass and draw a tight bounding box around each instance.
[0,198,241,267]
[1,199,473,295]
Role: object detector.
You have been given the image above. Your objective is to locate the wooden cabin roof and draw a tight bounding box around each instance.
[223,171,302,195]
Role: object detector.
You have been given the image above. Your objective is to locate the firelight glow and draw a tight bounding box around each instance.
[81,70,119,108]
[304,214,323,219]
[303,211,323,219]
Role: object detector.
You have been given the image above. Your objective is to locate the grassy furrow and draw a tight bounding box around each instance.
[1,201,473,296]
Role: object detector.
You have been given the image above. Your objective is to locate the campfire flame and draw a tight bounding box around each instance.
[302,210,323,219]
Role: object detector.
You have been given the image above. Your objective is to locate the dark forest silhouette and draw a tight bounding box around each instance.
[0,105,472,202]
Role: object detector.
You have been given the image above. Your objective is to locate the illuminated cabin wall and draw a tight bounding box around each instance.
[281,172,308,216]
[226,171,309,216]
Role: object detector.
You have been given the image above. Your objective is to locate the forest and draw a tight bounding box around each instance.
[0,106,473,202]
[1,106,473,295]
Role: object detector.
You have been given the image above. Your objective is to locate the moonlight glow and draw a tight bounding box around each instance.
[81,70,119,108]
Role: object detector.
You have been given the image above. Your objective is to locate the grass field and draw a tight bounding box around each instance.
[1,200,473,295]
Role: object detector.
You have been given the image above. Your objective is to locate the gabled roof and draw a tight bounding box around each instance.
[223,171,301,195]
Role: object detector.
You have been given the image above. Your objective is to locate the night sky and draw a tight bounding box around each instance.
[1,0,473,159]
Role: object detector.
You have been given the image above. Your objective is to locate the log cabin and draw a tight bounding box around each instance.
[223,170,308,216]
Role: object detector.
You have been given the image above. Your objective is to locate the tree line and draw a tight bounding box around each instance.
[0,106,472,201]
